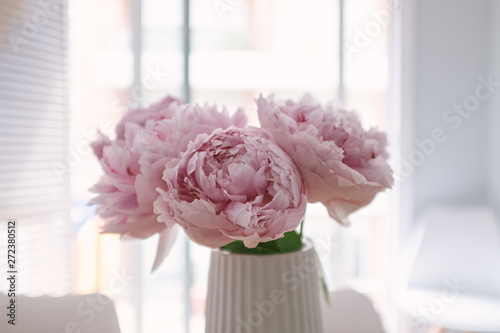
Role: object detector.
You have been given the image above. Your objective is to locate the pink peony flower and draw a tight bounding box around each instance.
[90,131,112,160]
[135,103,247,219]
[90,95,184,158]
[115,95,184,140]
[133,103,247,269]
[91,95,184,271]
[256,94,393,225]
[154,127,307,249]
[91,96,246,269]
[90,123,161,236]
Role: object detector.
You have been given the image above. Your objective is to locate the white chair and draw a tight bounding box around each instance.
[399,205,500,332]
[321,288,385,333]
[0,293,121,333]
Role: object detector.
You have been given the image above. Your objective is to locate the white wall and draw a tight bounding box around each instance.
[413,0,494,215]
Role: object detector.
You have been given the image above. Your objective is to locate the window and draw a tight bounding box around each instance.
[68,0,393,332]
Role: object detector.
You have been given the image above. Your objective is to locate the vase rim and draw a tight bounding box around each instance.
[214,239,314,257]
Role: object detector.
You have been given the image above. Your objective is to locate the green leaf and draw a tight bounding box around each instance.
[255,241,281,254]
[220,241,256,254]
[275,231,303,253]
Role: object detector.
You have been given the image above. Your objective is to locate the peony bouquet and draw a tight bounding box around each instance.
[90,94,393,270]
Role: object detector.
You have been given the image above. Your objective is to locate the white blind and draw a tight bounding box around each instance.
[0,0,72,295]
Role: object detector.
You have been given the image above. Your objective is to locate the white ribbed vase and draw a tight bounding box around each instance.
[205,241,323,333]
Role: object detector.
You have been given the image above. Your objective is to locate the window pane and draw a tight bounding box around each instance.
[190,0,340,121]
[69,1,140,332]
[141,0,183,104]
[343,0,391,316]
[188,1,341,331]
[140,1,186,332]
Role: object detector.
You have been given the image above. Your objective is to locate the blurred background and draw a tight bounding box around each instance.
[1,0,499,332]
